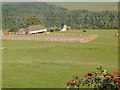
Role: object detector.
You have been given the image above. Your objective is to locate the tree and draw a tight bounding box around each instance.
[92,26,98,29]
[2,2,118,29]
[10,26,18,32]
[25,16,44,27]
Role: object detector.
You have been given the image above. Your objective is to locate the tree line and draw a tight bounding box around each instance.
[2,2,118,30]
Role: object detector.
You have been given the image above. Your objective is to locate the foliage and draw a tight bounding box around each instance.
[10,26,18,32]
[25,16,44,27]
[55,28,60,31]
[2,2,118,29]
[66,66,120,89]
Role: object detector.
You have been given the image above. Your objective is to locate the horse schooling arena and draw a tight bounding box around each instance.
[2,35,98,43]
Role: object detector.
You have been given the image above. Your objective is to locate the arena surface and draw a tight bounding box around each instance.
[2,35,98,43]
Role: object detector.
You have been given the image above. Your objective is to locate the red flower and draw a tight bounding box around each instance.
[67,81,73,84]
[83,74,88,77]
[109,78,112,80]
[111,74,114,76]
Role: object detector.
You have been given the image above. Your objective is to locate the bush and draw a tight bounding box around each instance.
[92,26,98,29]
[10,27,18,32]
[55,28,60,31]
[66,66,120,89]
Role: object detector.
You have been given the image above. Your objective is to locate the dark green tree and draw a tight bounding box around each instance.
[10,27,18,32]
[25,16,44,27]
[2,2,118,29]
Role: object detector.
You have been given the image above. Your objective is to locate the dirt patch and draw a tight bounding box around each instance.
[0,47,6,50]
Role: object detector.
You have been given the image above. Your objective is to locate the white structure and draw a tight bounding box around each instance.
[61,25,67,32]
[18,28,26,35]
[26,25,47,35]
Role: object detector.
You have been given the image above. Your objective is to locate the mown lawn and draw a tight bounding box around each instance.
[2,30,118,88]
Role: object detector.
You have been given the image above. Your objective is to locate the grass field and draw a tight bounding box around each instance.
[2,30,118,88]
[49,2,118,12]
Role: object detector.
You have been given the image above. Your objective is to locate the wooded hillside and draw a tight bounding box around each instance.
[2,2,118,29]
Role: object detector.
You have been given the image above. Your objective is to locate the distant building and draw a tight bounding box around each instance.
[82,29,87,32]
[18,28,26,35]
[61,25,67,32]
[26,25,47,35]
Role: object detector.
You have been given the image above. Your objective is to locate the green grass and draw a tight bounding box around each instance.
[2,30,118,88]
[49,2,118,12]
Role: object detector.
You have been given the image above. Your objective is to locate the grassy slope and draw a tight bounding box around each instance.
[2,30,118,88]
[49,2,118,12]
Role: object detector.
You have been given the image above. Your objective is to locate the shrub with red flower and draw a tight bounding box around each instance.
[66,66,120,89]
